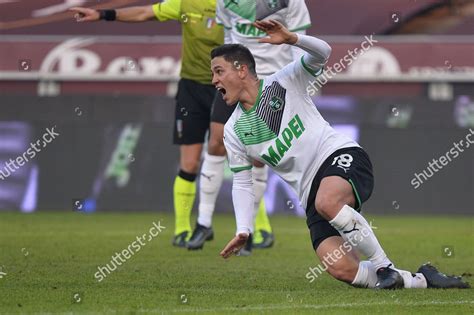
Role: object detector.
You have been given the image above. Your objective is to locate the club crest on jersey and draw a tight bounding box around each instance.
[269,96,284,112]
[267,0,278,9]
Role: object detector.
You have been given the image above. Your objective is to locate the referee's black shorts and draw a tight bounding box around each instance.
[173,79,236,144]
[173,78,215,145]
[305,146,374,250]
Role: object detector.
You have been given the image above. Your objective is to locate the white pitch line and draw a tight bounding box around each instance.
[130,300,474,314]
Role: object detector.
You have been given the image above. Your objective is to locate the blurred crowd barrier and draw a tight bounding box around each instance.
[0,95,472,214]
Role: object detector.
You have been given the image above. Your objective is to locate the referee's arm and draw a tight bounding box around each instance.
[70,6,155,22]
[116,6,156,22]
[70,0,181,23]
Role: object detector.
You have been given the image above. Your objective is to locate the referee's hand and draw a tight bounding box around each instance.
[70,7,100,22]
[220,233,249,259]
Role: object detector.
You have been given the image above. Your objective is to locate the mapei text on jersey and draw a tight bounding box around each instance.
[261,114,305,167]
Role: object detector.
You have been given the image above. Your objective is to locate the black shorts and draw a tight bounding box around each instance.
[305,146,374,250]
[173,79,216,145]
[210,90,237,124]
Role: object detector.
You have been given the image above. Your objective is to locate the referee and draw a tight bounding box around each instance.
[71,0,224,247]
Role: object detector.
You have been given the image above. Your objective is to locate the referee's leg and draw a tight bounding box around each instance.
[172,79,211,247]
[172,144,202,247]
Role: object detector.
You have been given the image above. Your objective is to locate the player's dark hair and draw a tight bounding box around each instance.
[211,44,257,76]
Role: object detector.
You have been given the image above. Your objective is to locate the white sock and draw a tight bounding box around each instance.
[252,165,267,209]
[353,262,427,289]
[329,205,393,270]
[197,153,226,228]
[393,268,428,288]
[411,273,428,288]
[352,260,378,288]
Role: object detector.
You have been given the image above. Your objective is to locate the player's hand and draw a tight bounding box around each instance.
[254,19,298,45]
[69,7,100,22]
[220,233,249,259]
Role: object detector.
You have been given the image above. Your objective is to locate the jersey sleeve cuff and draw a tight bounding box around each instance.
[301,55,324,77]
[290,24,312,32]
[152,3,164,21]
[230,165,253,173]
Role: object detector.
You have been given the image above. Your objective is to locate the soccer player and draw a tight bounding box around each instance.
[70,1,224,247]
[213,20,470,289]
[187,0,311,251]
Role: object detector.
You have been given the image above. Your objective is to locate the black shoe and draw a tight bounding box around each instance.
[252,230,274,249]
[237,233,253,256]
[172,231,189,248]
[375,265,404,289]
[417,263,470,289]
[187,223,214,250]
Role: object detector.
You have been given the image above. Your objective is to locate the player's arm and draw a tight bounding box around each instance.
[70,0,181,23]
[219,128,255,259]
[290,30,307,60]
[220,169,255,258]
[255,20,331,92]
[255,20,331,69]
[286,0,311,60]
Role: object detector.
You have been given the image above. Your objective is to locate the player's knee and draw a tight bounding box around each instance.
[315,195,345,220]
[180,158,200,174]
[207,137,226,156]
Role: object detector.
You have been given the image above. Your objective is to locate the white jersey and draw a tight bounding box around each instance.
[216,0,311,77]
[224,58,359,208]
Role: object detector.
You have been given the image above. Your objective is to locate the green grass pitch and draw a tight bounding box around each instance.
[0,212,472,314]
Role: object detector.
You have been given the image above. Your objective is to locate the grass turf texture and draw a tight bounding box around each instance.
[0,212,472,314]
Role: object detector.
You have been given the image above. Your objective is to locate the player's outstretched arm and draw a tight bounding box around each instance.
[70,6,155,23]
[219,168,254,259]
[254,19,331,67]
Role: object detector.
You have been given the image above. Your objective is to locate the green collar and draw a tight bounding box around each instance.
[239,80,263,114]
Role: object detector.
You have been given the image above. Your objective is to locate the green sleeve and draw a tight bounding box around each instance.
[152,0,181,21]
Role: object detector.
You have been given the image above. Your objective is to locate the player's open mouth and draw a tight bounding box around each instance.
[217,87,226,96]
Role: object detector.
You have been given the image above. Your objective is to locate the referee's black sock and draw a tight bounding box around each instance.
[178,169,197,182]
